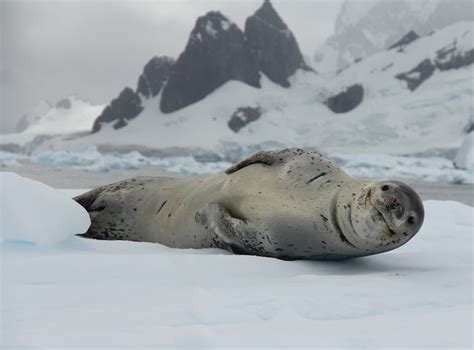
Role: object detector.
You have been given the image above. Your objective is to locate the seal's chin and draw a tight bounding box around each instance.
[345,186,393,248]
[368,186,406,237]
[371,200,398,236]
[351,186,399,243]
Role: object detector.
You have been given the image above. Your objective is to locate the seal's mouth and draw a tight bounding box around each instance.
[367,187,398,237]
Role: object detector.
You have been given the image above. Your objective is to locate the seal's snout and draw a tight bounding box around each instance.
[370,181,424,236]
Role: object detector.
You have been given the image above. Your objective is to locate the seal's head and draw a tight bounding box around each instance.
[347,180,424,253]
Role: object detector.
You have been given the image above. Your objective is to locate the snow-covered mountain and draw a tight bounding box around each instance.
[1,0,472,185]
[1,96,104,147]
[25,20,472,160]
[15,100,52,133]
[314,0,474,73]
[91,0,309,133]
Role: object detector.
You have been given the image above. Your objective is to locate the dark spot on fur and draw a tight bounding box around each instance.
[320,214,328,222]
[157,200,167,215]
[306,172,326,184]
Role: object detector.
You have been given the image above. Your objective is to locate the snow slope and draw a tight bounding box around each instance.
[454,132,473,171]
[314,0,474,72]
[15,100,52,132]
[1,96,104,146]
[1,183,472,348]
[26,22,473,159]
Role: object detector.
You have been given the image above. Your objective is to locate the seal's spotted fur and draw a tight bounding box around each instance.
[75,148,424,260]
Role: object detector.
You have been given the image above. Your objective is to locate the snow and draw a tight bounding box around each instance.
[454,132,473,170]
[0,96,104,146]
[16,100,52,132]
[315,0,472,72]
[0,173,90,245]
[1,185,472,347]
[205,20,218,38]
[220,18,231,31]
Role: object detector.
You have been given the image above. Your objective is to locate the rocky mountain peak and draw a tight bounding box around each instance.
[92,87,143,133]
[388,30,420,50]
[136,56,174,99]
[252,0,287,29]
[245,0,309,87]
[160,11,261,113]
[189,11,237,44]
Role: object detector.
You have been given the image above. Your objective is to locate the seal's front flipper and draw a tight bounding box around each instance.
[195,202,269,256]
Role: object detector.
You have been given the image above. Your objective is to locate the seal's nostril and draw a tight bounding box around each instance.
[381,185,389,191]
[407,216,415,224]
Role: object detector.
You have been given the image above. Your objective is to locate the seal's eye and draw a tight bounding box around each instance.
[407,216,415,224]
[381,185,390,191]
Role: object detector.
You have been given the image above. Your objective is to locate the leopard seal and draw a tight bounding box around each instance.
[75,148,424,260]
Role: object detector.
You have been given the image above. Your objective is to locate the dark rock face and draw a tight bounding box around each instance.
[388,30,420,50]
[92,87,143,133]
[245,0,309,87]
[434,42,474,70]
[160,11,261,113]
[395,59,436,91]
[91,56,173,133]
[395,41,474,91]
[55,98,71,109]
[463,117,474,134]
[136,56,174,99]
[228,106,262,132]
[324,84,364,114]
[396,43,474,92]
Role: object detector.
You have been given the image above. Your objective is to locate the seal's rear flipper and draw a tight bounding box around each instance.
[195,202,271,256]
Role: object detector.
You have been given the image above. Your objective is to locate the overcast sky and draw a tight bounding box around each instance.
[0,0,344,133]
